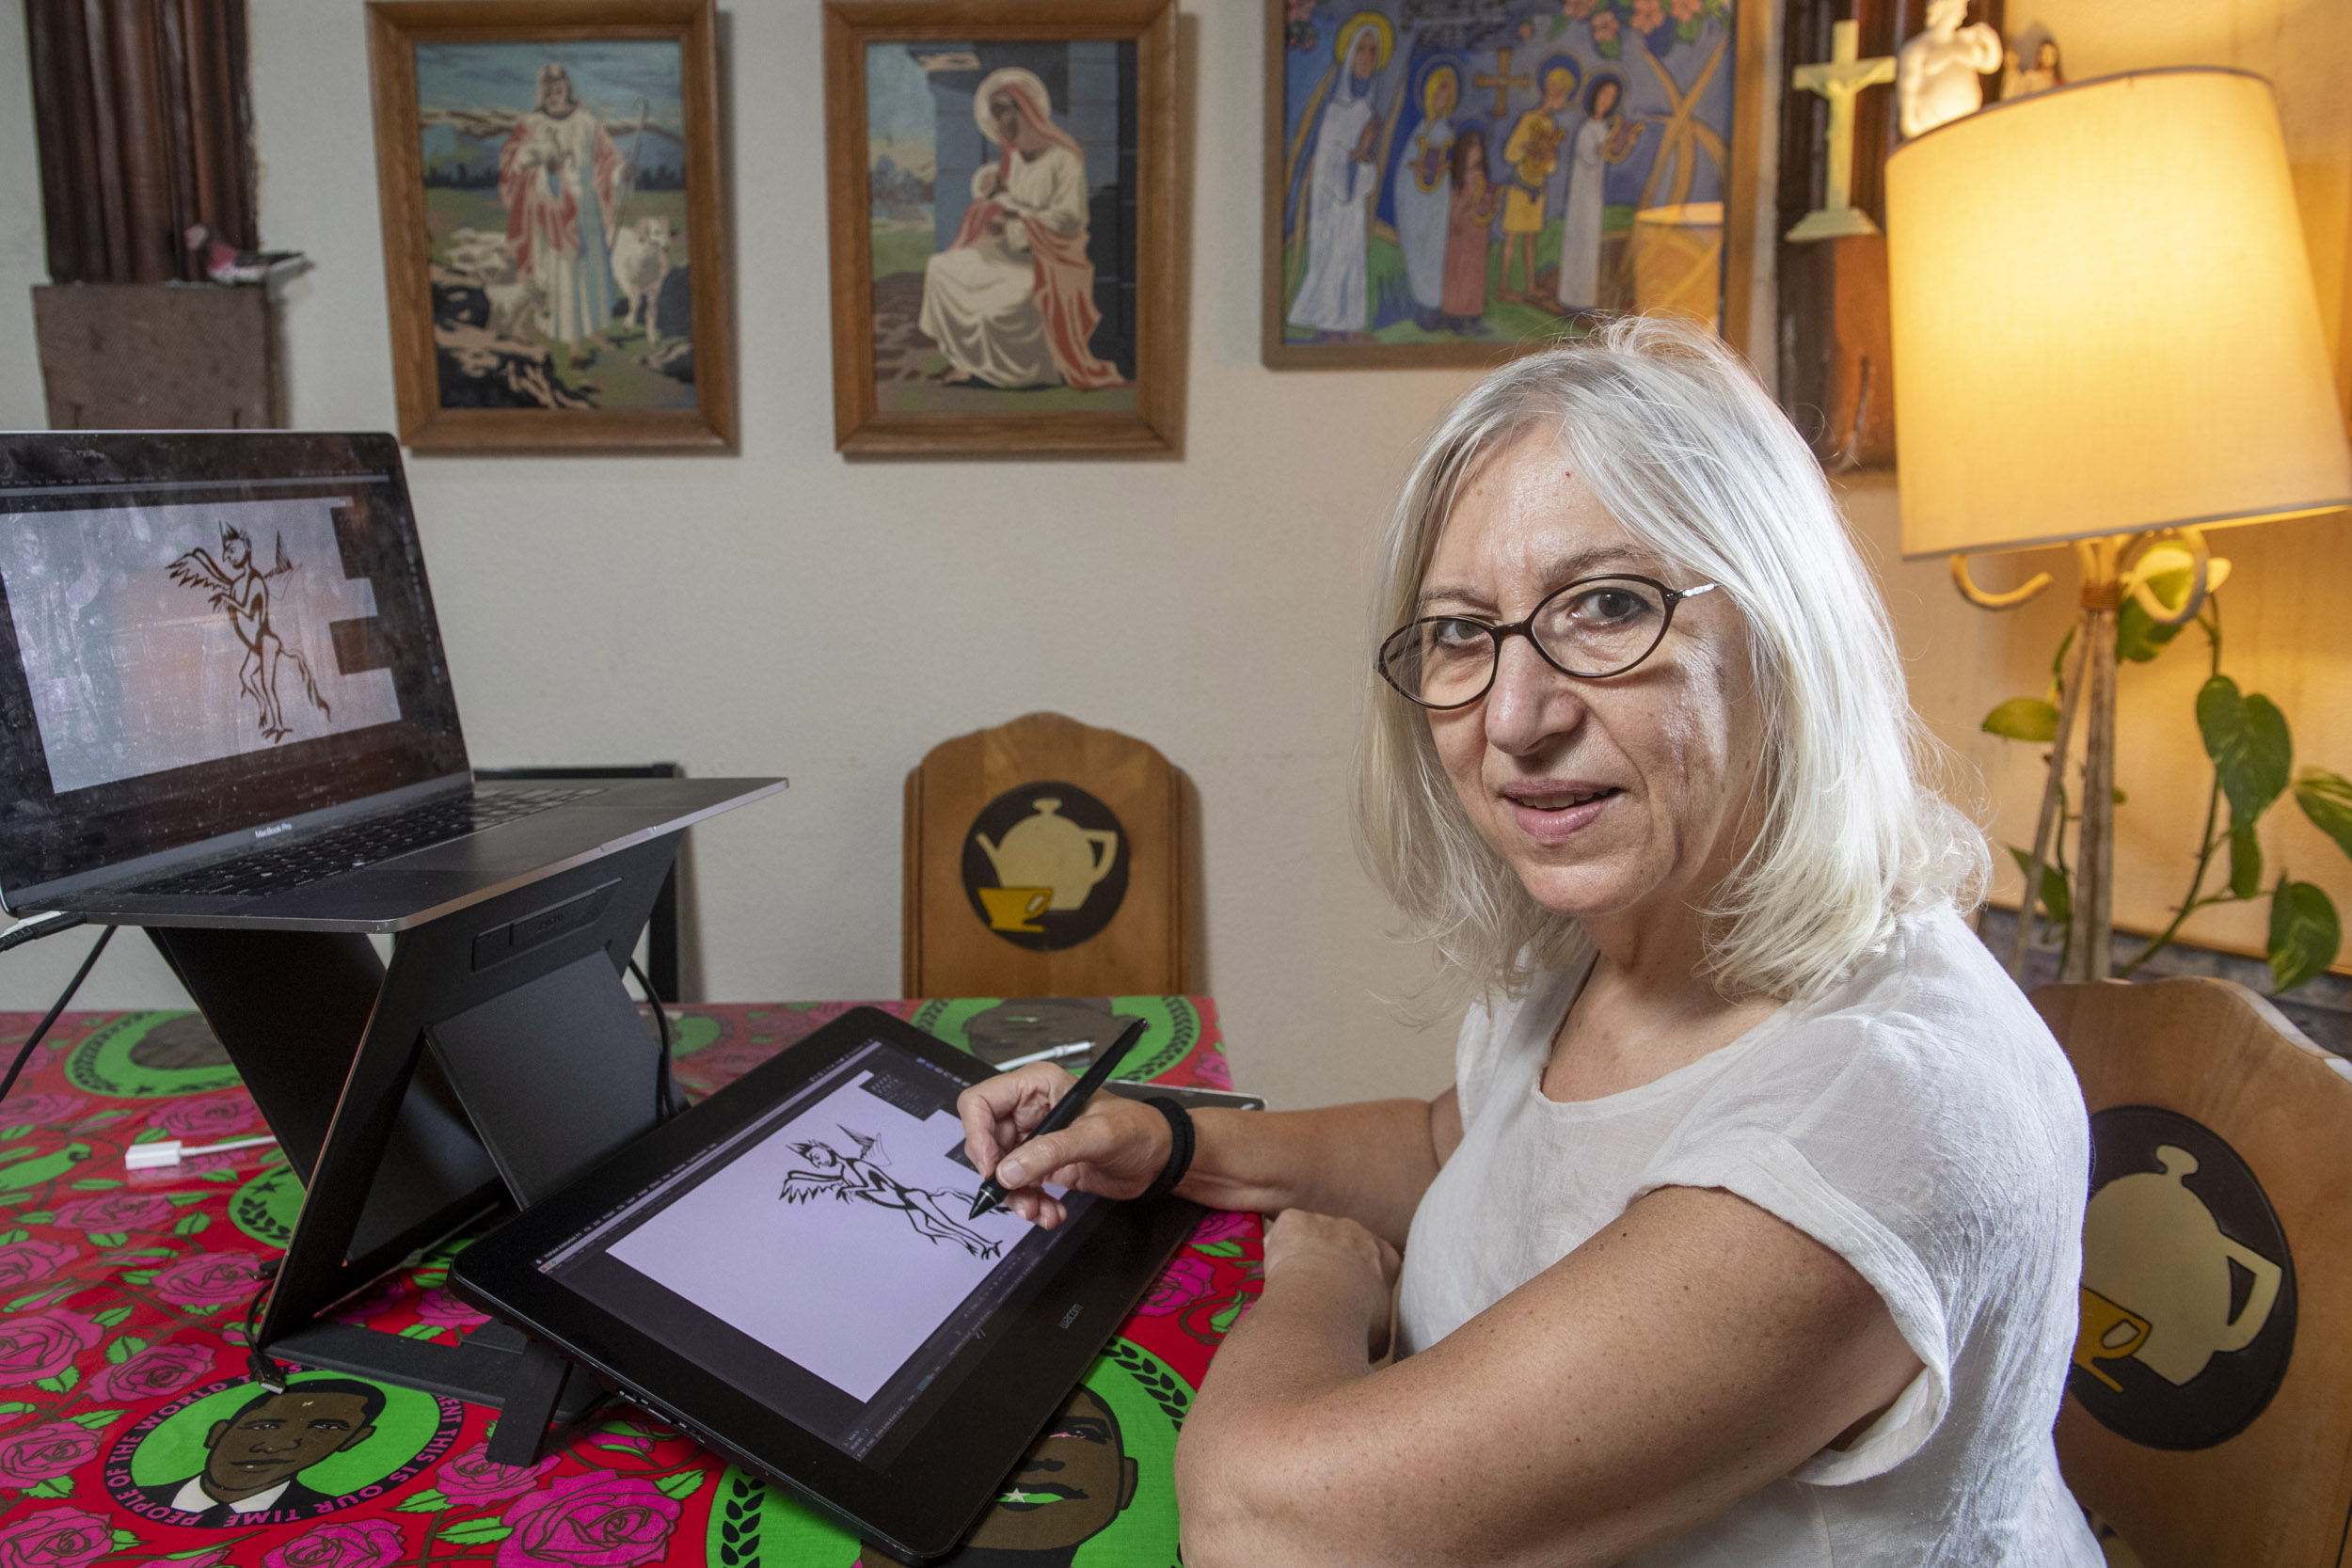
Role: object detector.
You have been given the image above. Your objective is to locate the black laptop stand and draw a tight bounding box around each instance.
[149,832,688,1421]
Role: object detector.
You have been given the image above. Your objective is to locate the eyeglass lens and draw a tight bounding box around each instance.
[1383,577,1674,706]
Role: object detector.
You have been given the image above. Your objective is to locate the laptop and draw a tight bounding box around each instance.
[0,431,784,930]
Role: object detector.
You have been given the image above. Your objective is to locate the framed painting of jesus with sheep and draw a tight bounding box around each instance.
[821,0,1182,457]
[365,0,733,451]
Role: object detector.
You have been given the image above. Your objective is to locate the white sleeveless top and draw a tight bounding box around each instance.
[1396,907,2103,1565]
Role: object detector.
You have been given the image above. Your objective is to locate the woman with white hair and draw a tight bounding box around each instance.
[961,318,2099,1564]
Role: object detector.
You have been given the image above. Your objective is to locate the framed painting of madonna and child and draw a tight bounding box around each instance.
[822,0,1182,456]
[1264,0,1765,368]
[365,0,733,451]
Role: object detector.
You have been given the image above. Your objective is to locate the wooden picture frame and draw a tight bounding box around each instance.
[821,0,1182,457]
[365,0,734,452]
[1263,0,1766,369]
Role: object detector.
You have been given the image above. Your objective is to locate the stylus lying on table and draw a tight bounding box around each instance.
[969,1017,1148,1220]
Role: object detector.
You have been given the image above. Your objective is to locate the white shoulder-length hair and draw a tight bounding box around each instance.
[1355,316,1988,1006]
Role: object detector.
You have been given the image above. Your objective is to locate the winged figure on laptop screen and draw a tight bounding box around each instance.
[167,522,332,743]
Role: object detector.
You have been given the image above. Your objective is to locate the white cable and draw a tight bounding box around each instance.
[125,1134,278,1171]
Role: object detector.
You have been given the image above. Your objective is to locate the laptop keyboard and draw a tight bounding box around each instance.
[130,787,605,899]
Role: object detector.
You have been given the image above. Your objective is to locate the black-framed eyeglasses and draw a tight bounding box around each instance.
[1375,574,1721,710]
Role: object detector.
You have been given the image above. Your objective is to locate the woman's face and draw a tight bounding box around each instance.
[1419,433,1759,928]
[1591,81,1618,119]
[1352,32,1378,80]
[990,91,1023,146]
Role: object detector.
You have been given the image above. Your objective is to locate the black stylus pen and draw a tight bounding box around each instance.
[969,1017,1149,1220]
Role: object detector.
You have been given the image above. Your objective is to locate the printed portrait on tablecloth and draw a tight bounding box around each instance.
[104,1369,462,1528]
[716,1343,1186,1568]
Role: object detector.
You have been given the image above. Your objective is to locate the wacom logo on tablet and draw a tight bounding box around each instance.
[1058,1304,1084,1329]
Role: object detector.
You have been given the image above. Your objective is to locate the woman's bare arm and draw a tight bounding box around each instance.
[959,1072,1463,1249]
[1176,1183,1922,1568]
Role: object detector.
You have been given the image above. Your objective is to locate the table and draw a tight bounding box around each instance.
[0,999,1260,1568]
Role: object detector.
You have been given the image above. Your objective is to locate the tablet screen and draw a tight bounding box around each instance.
[534,1037,1103,1468]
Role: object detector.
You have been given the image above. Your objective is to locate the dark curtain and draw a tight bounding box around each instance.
[24,0,257,283]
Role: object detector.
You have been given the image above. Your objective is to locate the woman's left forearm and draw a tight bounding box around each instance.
[1176,1253,1387,1562]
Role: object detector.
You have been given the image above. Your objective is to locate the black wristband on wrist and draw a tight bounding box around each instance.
[1138,1096,1195,1201]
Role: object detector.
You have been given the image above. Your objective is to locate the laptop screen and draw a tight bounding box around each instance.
[0,433,468,898]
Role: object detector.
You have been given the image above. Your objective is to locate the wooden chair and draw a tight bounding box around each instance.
[903,712,1190,999]
[2033,976,2352,1568]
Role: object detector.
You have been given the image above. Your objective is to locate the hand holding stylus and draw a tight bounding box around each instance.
[960,1019,1166,1226]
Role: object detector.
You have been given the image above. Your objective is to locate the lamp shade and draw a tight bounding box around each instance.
[1884,69,2352,559]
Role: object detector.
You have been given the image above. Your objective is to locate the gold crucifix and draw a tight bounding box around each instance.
[1473,48,1532,116]
[1786,21,1897,242]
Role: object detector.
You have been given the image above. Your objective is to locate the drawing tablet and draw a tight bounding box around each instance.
[453,1006,1202,1563]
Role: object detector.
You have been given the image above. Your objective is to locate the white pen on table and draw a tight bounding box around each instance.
[992,1041,1093,1071]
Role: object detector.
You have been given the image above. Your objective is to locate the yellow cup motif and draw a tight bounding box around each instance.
[2074,1284,2153,1391]
[978,886,1052,933]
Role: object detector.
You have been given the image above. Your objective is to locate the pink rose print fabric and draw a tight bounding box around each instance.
[261,1520,406,1568]
[147,1095,261,1142]
[0,1424,97,1489]
[85,1342,217,1402]
[0,998,1248,1568]
[498,1473,681,1568]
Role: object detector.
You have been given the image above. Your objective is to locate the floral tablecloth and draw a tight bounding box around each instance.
[0,998,1261,1568]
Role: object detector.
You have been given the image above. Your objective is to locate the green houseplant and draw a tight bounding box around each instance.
[1982,546,2352,991]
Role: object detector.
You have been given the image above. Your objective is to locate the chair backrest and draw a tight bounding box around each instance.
[2033,976,2352,1568]
[903,712,1190,998]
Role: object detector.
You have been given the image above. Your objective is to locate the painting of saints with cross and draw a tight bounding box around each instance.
[1265,0,1761,366]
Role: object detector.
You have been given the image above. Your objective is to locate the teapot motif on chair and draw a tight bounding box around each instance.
[2080,1144,2285,1387]
[975,799,1120,911]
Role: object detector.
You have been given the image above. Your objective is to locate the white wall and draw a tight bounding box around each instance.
[0,0,1490,1111]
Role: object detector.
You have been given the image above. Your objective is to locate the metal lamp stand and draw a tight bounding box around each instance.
[1952,529,2213,983]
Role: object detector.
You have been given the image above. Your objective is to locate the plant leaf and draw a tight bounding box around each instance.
[2268,879,2340,993]
[2294,768,2352,861]
[1982,697,2059,742]
[654,1469,707,1502]
[2230,823,2263,900]
[395,1488,451,1513]
[107,1336,149,1363]
[93,1304,131,1328]
[2198,677,2293,826]
[437,1519,514,1545]
[70,1408,124,1430]
[2007,847,2071,924]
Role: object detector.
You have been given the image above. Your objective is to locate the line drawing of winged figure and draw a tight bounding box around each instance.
[167,522,332,743]
[778,1125,1003,1259]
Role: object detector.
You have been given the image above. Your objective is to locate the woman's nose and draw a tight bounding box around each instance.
[1481,633,1583,754]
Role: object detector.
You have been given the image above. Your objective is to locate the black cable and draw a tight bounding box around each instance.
[0,911,84,955]
[0,925,115,1108]
[241,1257,287,1392]
[628,958,682,1121]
